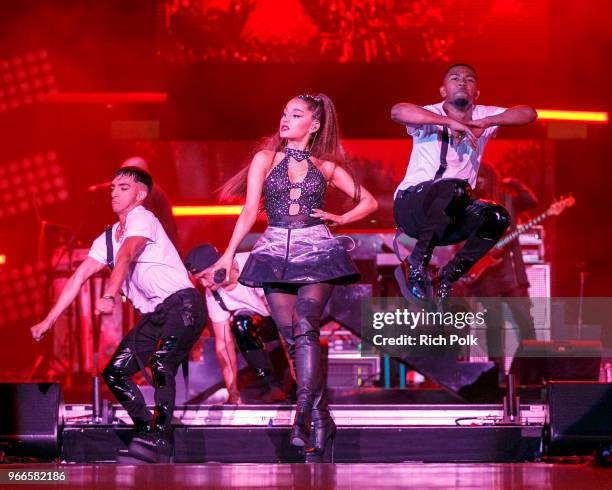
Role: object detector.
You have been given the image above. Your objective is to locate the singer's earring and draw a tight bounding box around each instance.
[310,132,318,149]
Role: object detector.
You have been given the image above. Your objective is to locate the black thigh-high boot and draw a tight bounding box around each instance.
[305,383,336,463]
[101,344,152,435]
[128,337,179,463]
[290,298,322,448]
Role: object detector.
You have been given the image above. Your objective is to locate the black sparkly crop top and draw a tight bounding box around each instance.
[263,147,327,221]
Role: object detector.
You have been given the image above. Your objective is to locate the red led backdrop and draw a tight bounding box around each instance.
[157,0,550,63]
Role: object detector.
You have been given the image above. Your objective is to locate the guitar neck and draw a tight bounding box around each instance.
[495,211,549,249]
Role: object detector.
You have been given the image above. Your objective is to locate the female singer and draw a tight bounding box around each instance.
[206,93,377,461]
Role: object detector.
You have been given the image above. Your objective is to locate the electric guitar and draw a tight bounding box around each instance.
[462,195,575,286]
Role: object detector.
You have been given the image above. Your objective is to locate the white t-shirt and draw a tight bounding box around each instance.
[205,253,270,323]
[88,205,193,314]
[394,102,506,197]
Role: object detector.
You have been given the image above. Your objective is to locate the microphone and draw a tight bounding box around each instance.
[213,269,227,284]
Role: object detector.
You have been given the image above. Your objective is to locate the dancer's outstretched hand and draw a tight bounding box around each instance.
[31,319,52,342]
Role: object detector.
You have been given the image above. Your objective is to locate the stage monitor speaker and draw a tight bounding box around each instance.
[525,264,551,331]
[546,381,612,455]
[510,340,601,386]
[0,383,62,459]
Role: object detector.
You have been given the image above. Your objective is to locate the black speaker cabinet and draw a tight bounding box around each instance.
[0,383,62,459]
[546,381,612,455]
[510,340,601,386]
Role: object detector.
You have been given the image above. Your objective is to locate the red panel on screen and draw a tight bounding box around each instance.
[157,0,550,63]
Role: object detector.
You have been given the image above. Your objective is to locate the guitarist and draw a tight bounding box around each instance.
[465,162,538,364]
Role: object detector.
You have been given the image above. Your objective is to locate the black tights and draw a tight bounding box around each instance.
[264,282,334,414]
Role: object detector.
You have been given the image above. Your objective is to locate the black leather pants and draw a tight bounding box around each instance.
[394,178,510,276]
[102,288,206,432]
[231,312,276,387]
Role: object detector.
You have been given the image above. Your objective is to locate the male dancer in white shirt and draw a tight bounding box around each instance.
[391,63,537,301]
[31,166,206,463]
[185,244,288,404]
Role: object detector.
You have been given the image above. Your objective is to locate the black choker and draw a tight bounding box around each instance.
[285,147,311,162]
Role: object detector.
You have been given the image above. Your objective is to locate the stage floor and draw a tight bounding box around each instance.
[1,462,609,489]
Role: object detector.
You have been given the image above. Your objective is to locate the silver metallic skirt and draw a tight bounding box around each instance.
[239,217,361,287]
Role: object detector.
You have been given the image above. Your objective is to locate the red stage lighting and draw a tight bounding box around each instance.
[0,262,46,325]
[45,92,167,104]
[0,152,68,218]
[0,50,57,112]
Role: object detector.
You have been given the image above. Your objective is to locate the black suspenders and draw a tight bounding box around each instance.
[434,127,450,180]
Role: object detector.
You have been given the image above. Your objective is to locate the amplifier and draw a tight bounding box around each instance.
[526,263,550,299]
[510,340,602,385]
[519,225,545,263]
[327,352,380,388]
[546,382,612,455]
[0,383,62,459]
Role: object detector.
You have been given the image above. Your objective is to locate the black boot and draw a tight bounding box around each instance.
[291,404,312,447]
[127,424,174,463]
[396,257,434,303]
[133,418,152,438]
[437,257,476,300]
[405,262,430,300]
[128,406,174,463]
[290,334,319,447]
[128,337,178,463]
[290,304,322,448]
[305,389,336,463]
[396,240,436,301]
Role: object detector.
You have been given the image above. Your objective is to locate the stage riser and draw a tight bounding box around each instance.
[61,426,542,463]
